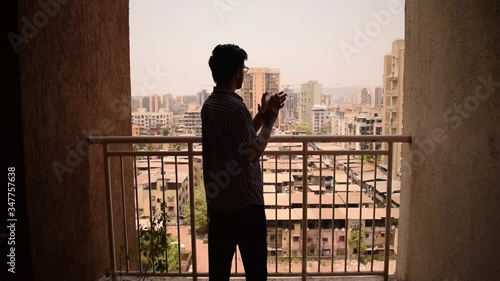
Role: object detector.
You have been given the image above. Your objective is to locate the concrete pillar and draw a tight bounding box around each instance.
[19,1,135,280]
[398,1,500,280]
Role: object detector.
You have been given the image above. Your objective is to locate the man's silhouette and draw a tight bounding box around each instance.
[201,44,286,281]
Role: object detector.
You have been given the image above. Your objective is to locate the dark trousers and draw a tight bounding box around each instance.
[208,204,268,281]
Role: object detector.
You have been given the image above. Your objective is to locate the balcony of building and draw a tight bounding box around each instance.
[86,135,407,281]
[7,1,499,281]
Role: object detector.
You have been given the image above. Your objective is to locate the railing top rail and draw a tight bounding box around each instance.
[88,135,411,144]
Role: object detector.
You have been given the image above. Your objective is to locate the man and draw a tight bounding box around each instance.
[201,44,286,281]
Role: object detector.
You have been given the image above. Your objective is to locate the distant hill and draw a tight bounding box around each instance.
[323,87,359,103]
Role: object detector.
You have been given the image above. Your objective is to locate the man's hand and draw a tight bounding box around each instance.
[261,91,287,120]
[258,92,270,114]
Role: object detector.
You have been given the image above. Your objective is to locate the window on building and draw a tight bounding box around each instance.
[339,235,345,242]
[322,237,328,242]
[293,236,300,242]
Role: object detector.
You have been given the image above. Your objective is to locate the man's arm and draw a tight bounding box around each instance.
[244,94,283,162]
[252,111,265,133]
[247,116,276,162]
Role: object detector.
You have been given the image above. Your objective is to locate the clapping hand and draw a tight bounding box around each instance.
[260,91,287,120]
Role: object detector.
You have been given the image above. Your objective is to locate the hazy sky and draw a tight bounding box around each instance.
[129,0,405,96]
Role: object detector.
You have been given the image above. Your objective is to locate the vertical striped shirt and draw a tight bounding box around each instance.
[201,86,264,212]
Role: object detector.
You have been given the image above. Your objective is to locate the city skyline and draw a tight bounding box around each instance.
[130,0,405,96]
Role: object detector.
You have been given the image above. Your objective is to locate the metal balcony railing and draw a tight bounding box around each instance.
[88,135,411,281]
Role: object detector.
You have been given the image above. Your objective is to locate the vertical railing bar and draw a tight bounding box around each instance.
[318,155,323,272]
[104,144,117,280]
[331,155,336,272]
[371,143,378,272]
[174,155,182,273]
[147,156,154,274]
[187,142,198,280]
[275,155,279,272]
[160,156,168,272]
[383,143,394,281]
[133,156,143,273]
[120,156,130,272]
[358,156,364,271]
[288,155,292,273]
[301,141,308,281]
[235,245,238,274]
[344,155,350,272]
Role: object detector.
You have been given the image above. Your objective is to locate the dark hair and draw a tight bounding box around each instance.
[208,44,248,83]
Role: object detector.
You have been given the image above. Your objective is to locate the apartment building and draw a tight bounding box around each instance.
[263,207,398,258]
[310,104,331,134]
[347,115,383,150]
[371,87,383,108]
[358,88,371,106]
[382,39,405,179]
[239,67,280,117]
[300,81,322,124]
[197,89,210,106]
[162,93,172,111]
[280,88,300,123]
[136,169,189,219]
[139,95,161,112]
[180,105,202,136]
[131,96,142,112]
[132,108,173,130]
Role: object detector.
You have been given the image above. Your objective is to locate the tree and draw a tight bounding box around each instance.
[162,127,170,136]
[146,143,155,151]
[169,143,187,151]
[320,120,331,135]
[348,230,369,264]
[138,199,184,278]
[184,182,208,234]
[295,123,312,135]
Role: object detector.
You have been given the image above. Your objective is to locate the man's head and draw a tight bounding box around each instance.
[208,44,248,90]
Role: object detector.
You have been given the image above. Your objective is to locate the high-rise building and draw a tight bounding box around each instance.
[358,88,371,105]
[240,67,280,117]
[322,93,331,107]
[132,108,173,130]
[197,89,210,106]
[178,95,198,106]
[371,87,383,108]
[180,105,202,135]
[310,105,330,134]
[300,81,322,124]
[162,93,172,111]
[382,39,405,179]
[131,96,142,112]
[281,87,300,123]
[149,95,160,112]
[142,96,150,112]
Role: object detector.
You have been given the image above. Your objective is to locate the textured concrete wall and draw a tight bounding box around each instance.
[398,1,500,280]
[19,1,134,280]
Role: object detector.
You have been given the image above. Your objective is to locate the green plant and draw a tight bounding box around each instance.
[169,143,187,151]
[184,182,208,234]
[348,230,369,264]
[138,198,183,280]
[162,127,170,136]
